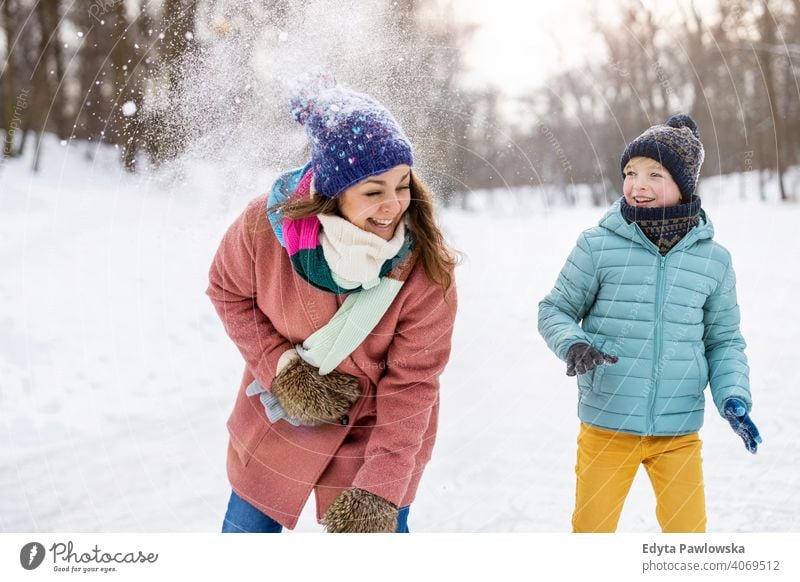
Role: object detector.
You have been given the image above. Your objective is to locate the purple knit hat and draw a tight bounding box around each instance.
[288,73,414,198]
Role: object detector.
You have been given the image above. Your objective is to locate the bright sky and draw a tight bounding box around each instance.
[453,0,719,96]
[457,0,605,96]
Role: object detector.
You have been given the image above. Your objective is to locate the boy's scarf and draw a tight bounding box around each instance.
[620,196,701,255]
[267,163,417,374]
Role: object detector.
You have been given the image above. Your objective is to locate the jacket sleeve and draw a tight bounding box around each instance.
[351,280,457,507]
[538,232,600,360]
[703,256,751,416]
[206,199,293,391]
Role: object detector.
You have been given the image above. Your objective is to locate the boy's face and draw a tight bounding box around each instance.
[622,157,682,208]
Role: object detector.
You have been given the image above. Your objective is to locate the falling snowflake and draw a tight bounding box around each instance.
[121,101,137,117]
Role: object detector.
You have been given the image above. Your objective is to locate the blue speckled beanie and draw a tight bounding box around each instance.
[288,72,414,198]
[620,114,705,201]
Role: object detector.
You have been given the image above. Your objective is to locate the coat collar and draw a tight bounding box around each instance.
[598,197,714,254]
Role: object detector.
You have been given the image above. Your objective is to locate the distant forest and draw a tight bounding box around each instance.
[2,0,798,203]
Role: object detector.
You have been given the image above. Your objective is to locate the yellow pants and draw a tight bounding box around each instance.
[572,423,706,533]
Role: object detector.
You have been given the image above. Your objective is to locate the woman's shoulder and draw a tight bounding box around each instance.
[226,194,280,254]
[240,193,271,222]
[397,256,457,315]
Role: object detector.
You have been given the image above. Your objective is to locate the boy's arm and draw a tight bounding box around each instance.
[703,257,752,416]
[538,232,600,360]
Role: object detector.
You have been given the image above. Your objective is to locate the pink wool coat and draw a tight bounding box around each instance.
[207,195,457,529]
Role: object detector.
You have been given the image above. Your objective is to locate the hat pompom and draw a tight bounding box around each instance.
[286,73,414,197]
[288,72,337,126]
[665,114,699,138]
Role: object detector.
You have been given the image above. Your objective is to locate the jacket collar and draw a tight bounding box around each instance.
[598,197,714,254]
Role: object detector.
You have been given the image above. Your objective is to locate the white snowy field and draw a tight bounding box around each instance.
[1,140,798,532]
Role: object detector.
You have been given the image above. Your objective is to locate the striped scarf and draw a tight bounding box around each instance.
[268,163,414,294]
[267,163,417,374]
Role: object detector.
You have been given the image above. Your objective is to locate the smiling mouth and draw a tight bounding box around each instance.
[633,196,655,204]
[368,217,394,228]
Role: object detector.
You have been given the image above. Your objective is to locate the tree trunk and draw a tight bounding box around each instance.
[1,0,18,158]
[110,2,136,171]
[73,6,106,143]
[45,0,67,139]
[18,123,29,156]
[31,129,43,173]
[758,0,788,201]
[141,0,198,163]
[24,0,64,171]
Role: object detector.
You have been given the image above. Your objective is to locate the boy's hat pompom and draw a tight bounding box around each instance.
[620,113,705,201]
[286,72,413,198]
[665,113,700,138]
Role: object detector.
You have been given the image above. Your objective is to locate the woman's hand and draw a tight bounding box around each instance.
[322,488,398,533]
[270,358,360,426]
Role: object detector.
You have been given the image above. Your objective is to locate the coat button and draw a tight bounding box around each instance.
[340,415,349,426]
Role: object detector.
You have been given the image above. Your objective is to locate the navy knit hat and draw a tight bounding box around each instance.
[288,73,414,198]
[620,114,705,201]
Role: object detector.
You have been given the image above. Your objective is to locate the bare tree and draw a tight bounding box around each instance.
[30,0,66,172]
[1,0,21,159]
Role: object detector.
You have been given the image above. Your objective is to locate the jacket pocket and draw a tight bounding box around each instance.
[693,343,709,392]
[229,427,269,468]
[227,385,273,468]
[590,338,638,397]
[586,338,609,394]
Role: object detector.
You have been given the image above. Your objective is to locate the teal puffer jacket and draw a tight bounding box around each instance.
[538,199,751,436]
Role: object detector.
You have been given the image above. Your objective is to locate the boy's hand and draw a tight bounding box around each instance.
[566,342,618,376]
[723,397,762,454]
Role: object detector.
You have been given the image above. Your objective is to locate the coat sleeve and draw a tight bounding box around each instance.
[206,199,293,391]
[703,256,752,416]
[538,232,600,360]
[351,279,457,507]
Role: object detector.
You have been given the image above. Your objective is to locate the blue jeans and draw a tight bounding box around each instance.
[221,490,410,533]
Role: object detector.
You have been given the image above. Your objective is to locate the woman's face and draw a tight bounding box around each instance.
[337,164,412,240]
[623,156,682,208]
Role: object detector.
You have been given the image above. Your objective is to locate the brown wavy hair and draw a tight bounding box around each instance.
[269,171,459,295]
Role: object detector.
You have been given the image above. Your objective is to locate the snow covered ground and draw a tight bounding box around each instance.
[1,139,798,532]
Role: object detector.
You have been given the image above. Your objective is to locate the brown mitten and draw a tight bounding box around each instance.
[322,487,398,533]
[271,358,360,426]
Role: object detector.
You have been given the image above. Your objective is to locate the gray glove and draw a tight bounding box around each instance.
[566,342,618,376]
[245,380,301,426]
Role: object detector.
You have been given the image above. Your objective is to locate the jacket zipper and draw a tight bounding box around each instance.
[648,256,666,435]
[628,223,667,436]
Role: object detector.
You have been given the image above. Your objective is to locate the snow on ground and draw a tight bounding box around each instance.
[1,139,798,532]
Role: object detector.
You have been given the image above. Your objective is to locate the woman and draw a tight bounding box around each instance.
[207,74,458,533]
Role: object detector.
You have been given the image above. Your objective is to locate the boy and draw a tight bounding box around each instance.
[538,114,761,533]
